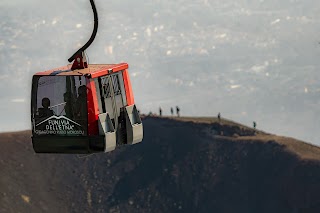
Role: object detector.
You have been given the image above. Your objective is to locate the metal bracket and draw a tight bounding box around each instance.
[71,52,88,70]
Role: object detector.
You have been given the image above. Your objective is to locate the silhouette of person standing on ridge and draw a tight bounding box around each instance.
[253,121,257,129]
[170,107,174,116]
[176,106,180,117]
[218,112,221,122]
[159,107,162,117]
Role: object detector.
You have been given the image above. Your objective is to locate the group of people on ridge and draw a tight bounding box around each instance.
[158,106,180,117]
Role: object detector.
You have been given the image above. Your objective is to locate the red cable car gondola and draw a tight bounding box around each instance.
[31,0,143,153]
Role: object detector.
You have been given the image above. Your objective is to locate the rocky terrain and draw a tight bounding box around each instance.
[1,116,320,213]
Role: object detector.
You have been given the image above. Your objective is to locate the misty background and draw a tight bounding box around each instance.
[0,0,319,145]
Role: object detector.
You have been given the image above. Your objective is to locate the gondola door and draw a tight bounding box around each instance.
[98,72,127,144]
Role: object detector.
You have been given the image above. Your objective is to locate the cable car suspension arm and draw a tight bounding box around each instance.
[68,0,98,69]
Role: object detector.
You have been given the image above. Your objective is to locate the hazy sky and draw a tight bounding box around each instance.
[1,0,320,145]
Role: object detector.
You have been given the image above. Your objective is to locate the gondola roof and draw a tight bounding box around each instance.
[34,63,129,77]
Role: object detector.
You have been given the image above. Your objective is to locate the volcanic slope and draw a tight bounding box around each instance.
[1,116,320,213]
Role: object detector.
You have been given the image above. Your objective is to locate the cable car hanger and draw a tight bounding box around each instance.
[68,0,98,70]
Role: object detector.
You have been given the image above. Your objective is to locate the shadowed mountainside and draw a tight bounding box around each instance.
[1,116,320,213]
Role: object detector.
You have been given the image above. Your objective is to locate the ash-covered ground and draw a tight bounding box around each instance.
[1,116,320,213]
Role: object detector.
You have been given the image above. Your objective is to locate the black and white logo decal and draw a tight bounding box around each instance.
[35,115,84,135]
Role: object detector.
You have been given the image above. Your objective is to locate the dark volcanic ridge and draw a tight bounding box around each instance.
[1,116,320,213]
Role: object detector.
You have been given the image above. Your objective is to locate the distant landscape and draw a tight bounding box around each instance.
[1,116,320,212]
[1,0,320,145]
